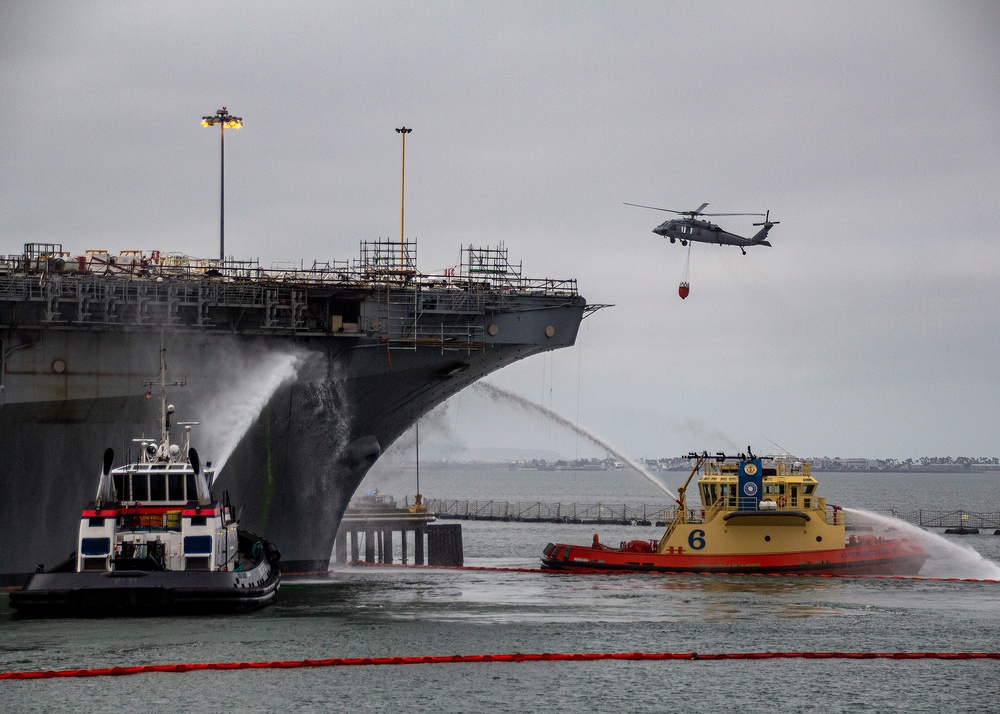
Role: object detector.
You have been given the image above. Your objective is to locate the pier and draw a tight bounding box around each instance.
[334,496,464,566]
[405,498,1000,531]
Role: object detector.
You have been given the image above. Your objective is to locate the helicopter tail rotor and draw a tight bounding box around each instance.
[753,210,780,227]
[750,211,778,245]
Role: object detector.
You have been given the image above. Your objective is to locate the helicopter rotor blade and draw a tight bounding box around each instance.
[623,202,686,214]
[703,212,766,217]
[626,203,766,218]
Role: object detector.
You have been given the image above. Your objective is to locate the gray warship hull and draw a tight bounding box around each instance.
[1,243,588,582]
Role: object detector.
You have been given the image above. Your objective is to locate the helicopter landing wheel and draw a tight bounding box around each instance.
[681,240,687,246]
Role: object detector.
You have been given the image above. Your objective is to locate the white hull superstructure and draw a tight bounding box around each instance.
[10,351,280,615]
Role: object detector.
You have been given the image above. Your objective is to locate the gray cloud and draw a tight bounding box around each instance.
[2,1,998,459]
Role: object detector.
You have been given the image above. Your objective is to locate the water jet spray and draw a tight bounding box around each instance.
[196,346,310,476]
[844,507,1000,580]
[471,381,678,501]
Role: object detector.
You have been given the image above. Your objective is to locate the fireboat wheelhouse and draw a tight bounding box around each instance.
[542,451,927,576]
[10,350,280,616]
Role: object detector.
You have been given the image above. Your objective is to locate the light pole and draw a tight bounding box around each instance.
[395,127,411,269]
[202,107,243,261]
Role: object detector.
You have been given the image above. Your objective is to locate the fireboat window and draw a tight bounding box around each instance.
[185,473,197,501]
[112,473,125,500]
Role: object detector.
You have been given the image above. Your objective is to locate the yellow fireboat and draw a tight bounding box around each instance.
[542,451,928,575]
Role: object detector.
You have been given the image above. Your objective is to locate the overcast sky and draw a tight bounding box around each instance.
[3,1,999,461]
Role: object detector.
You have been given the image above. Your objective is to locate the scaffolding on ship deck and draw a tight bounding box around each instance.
[0,240,589,353]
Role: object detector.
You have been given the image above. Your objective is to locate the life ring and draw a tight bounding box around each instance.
[776,496,788,507]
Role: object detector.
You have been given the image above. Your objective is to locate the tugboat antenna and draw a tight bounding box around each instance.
[142,348,185,448]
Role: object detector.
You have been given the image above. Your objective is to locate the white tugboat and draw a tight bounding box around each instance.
[10,350,280,615]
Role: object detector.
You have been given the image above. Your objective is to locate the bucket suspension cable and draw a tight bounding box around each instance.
[678,242,692,299]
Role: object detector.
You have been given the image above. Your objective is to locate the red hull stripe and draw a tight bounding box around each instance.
[4,651,999,679]
[80,507,219,517]
[541,541,928,576]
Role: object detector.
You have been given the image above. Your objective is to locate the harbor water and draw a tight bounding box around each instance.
[3,467,1000,712]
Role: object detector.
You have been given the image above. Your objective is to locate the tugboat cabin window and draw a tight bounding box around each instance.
[122,472,198,503]
[132,474,149,501]
[150,473,167,501]
[81,537,111,555]
[168,473,185,501]
[184,535,213,554]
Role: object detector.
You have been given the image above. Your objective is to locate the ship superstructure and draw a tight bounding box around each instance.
[1,240,591,581]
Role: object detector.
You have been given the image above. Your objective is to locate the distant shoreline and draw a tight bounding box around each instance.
[395,460,1000,474]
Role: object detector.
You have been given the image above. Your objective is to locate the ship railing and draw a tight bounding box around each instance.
[700,499,728,522]
[379,279,579,319]
[18,275,312,326]
[384,323,487,352]
[350,271,578,297]
[0,255,22,276]
[0,252,579,299]
[0,272,28,300]
[381,284,487,316]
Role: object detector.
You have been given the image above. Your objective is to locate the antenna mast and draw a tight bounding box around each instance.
[142,348,186,447]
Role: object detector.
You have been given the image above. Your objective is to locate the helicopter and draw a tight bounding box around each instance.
[625,202,779,255]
